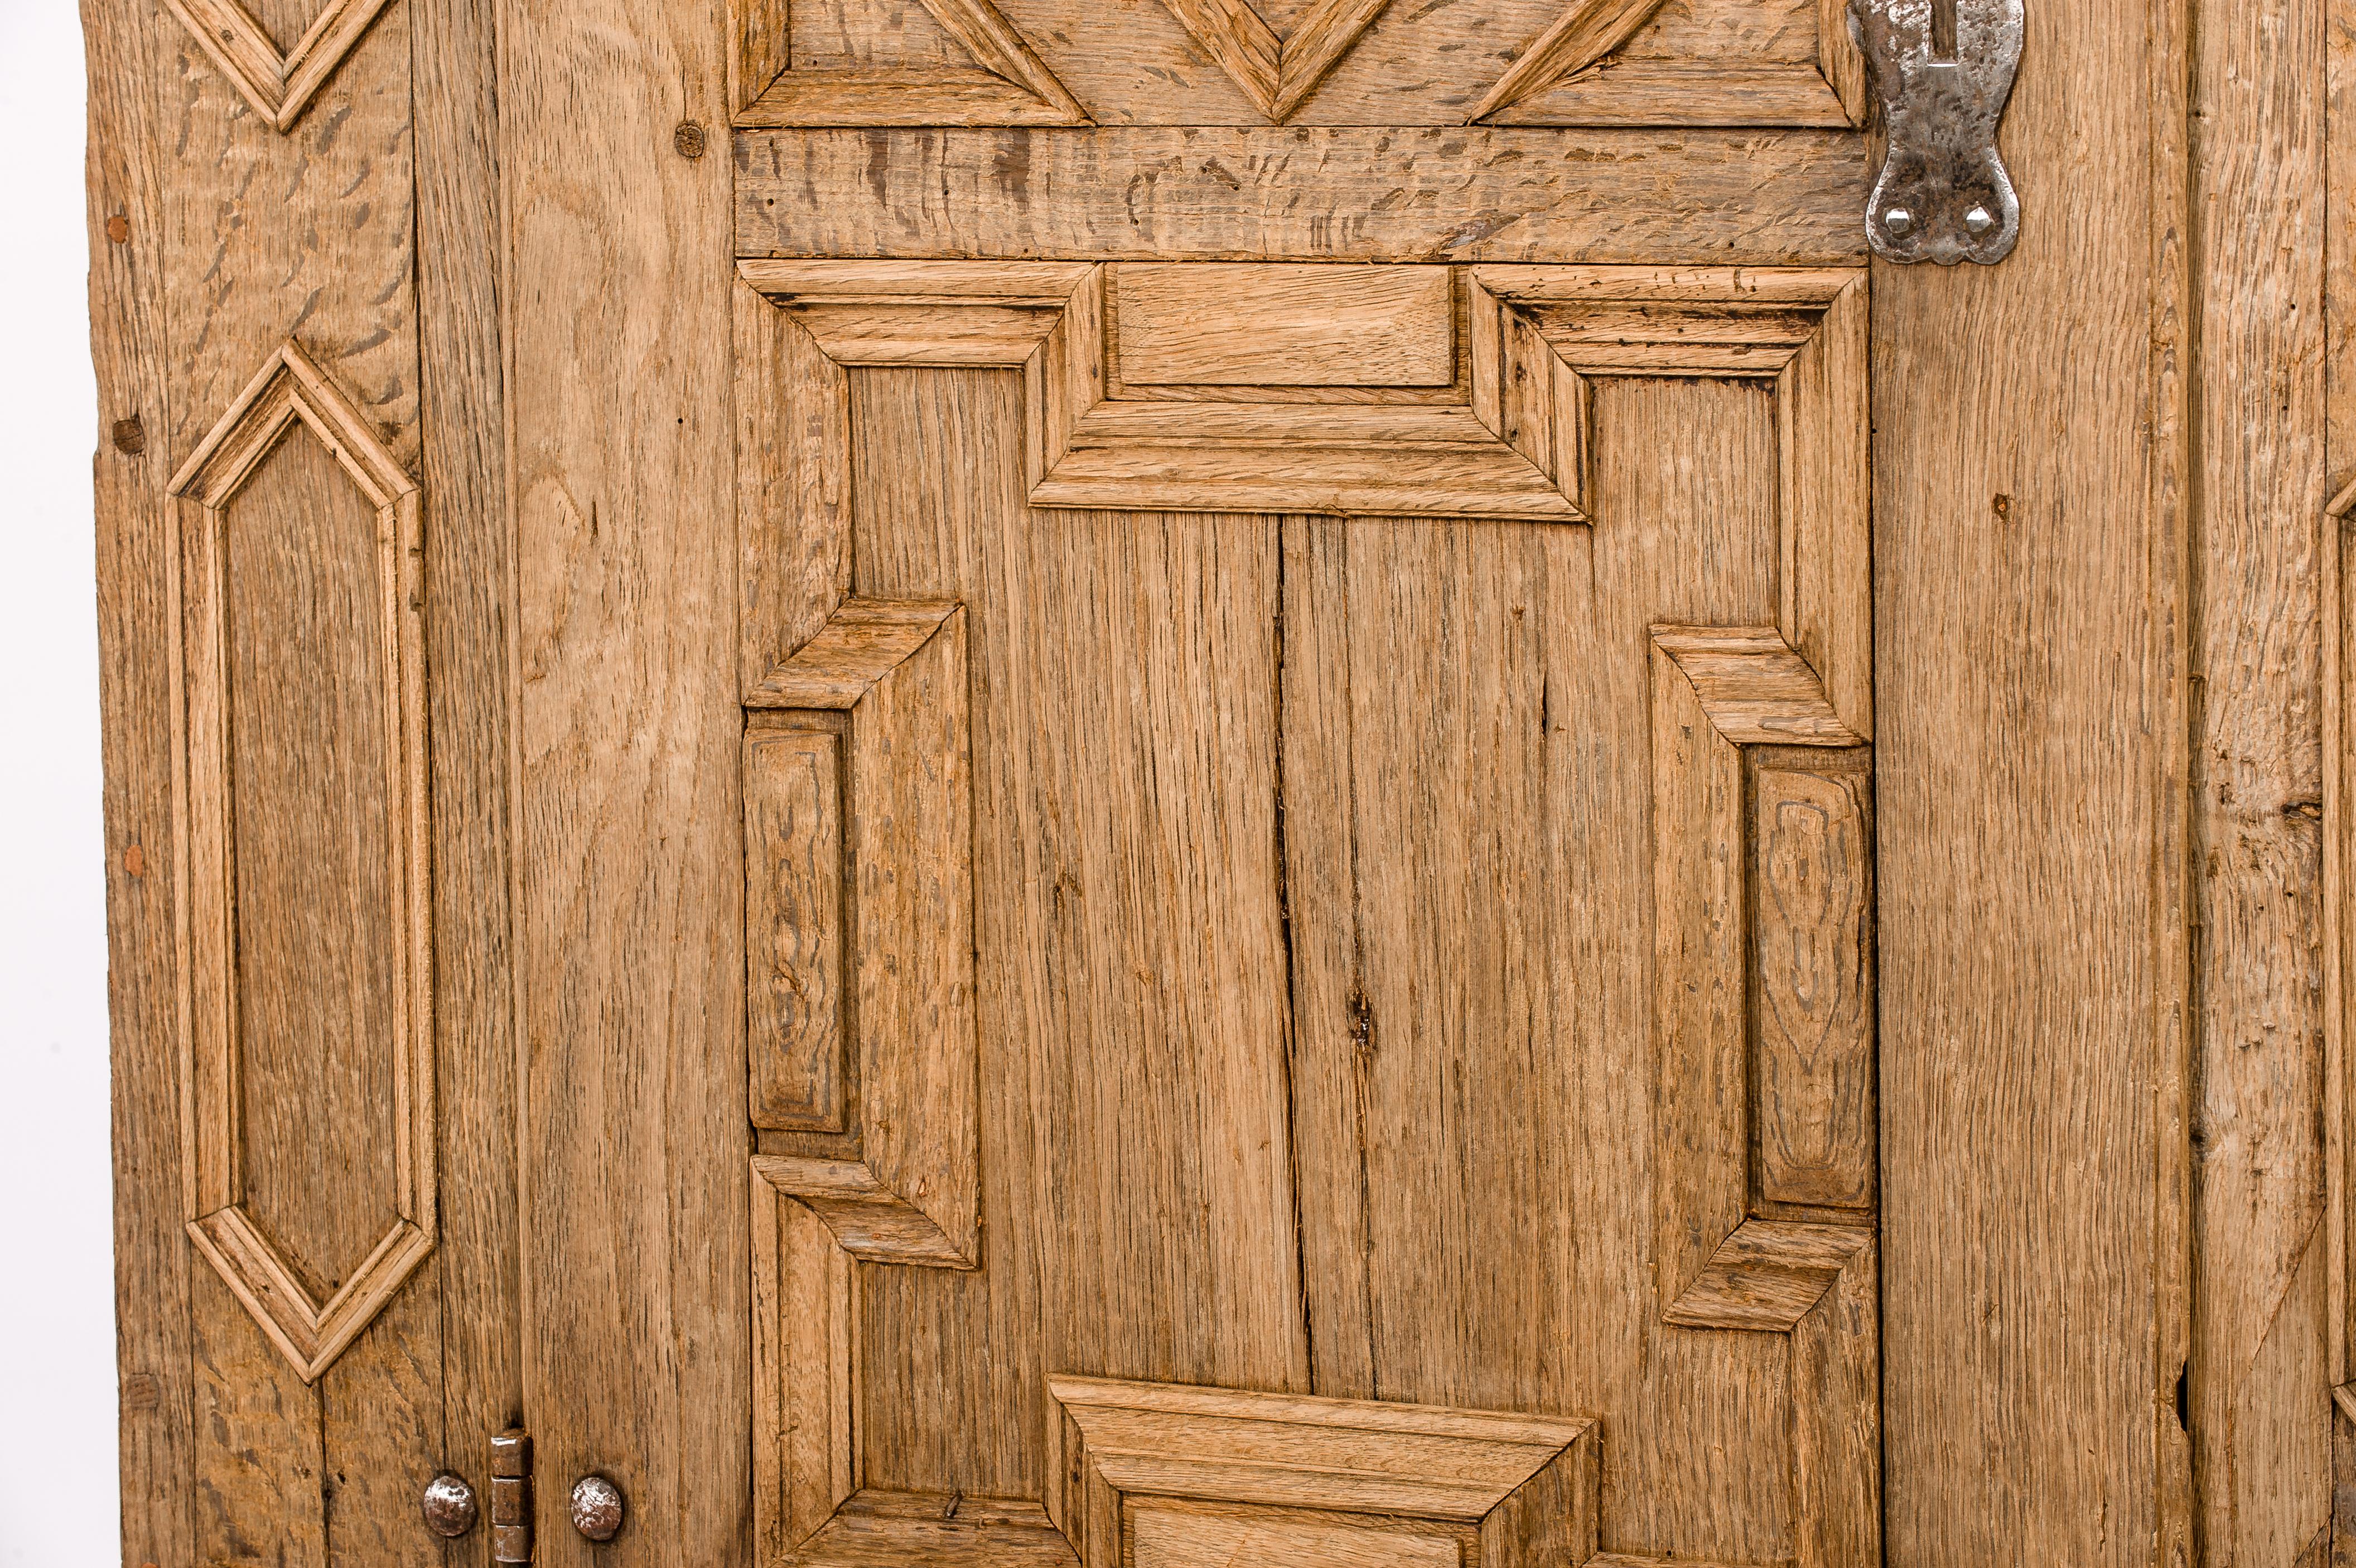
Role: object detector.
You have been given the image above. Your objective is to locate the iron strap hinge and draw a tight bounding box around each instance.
[1848,0,2024,264]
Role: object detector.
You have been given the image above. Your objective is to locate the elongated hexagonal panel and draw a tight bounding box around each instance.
[168,342,432,1383]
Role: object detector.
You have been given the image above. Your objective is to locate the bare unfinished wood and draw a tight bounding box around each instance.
[1154,0,1397,121]
[746,597,978,1257]
[1752,759,1875,1211]
[1044,1377,1597,1568]
[735,128,1871,264]
[731,0,1087,123]
[2190,0,2333,1541]
[744,726,847,1131]
[165,342,434,1386]
[1876,0,2199,1541]
[92,0,2286,1550]
[504,0,753,1553]
[1113,264,1453,387]
[160,0,394,131]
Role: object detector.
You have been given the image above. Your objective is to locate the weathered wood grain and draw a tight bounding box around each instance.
[412,0,527,1494]
[1750,760,1874,1211]
[2191,0,2334,1542]
[503,0,751,1554]
[1876,0,2196,1547]
[734,128,1870,264]
[86,0,196,1554]
[1113,264,1453,387]
[744,726,848,1131]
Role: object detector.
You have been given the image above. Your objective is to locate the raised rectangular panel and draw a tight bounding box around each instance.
[1045,1377,1596,1568]
[1128,1504,1463,1568]
[165,341,431,1383]
[745,597,978,1257]
[1751,757,1874,1210]
[744,725,848,1132]
[1114,263,1454,386]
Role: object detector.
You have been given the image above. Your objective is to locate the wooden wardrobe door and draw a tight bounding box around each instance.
[85,0,2231,1559]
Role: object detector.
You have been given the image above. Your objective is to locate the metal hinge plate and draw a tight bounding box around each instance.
[1848,0,2024,264]
[491,1427,533,1564]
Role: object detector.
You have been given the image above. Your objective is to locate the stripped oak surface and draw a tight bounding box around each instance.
[82,0,2326,1558]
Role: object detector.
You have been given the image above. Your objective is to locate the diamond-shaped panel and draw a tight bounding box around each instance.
[168,343,433,1383]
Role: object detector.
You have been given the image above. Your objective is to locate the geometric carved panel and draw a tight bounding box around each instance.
[162,0,394,132]
[735,260,1876,1565]
[1045,1377,1598,1568]
[731,0,1087,124]
[747,597,981,1562]
[1471,0,1865,126]
[1648,624,1877,1567]
[735,261,1870,712]
[165,341,432,1383]
[1153,0,1397,123]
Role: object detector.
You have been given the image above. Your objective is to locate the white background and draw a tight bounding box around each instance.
[1,1,118,1566]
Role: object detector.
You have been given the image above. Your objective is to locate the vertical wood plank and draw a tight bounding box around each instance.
[1285,378,1797,1561]
[2191,0,2334,1541]
[834,369,1047,1502]
[412,0,528,1521]
[87,0,195,1556]
[501,0,749,1552]
[1876,0,2192,1545]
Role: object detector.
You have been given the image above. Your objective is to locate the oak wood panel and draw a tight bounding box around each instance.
[411,0,529,1506]
[1282,377,1812,1561]
[969,0,1853,126]
[160,0,396,131]
[1044,1377,1597,1568]
[85,0,196,1553]
[747,598,979,1257]
[735,128,1870,264]
[730,0,1087,124]
[744,726,848,1131]
[1113,264,1452,387]
[1127,1506,1459,1568]
[2191,0,2333,1538]
[502,0,751,1557]
[216,420,403,1302]
[1751,759,1875,1211]
[831,369,1049,1508]
[1876,0,2196,1547]
[836,368,1311,1513]
[148,0,453,1550]
[790,1490,1076,1568]
[2335,0,2356,1519]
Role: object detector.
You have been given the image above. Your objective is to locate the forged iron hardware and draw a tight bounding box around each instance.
[1849,0,2024,264]
[421,1473,479,1537]
[571,1475,626,1542]
[490,1427,533,1565]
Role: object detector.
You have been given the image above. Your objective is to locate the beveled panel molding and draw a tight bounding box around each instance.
[1647,624,1877,1568]
[736,260,1870,731]
[163,0,395,132]
[1045,1377,1597,1568]
[166,341,432,1382]
[731,0,1087,125]
[1472,0,1865,127]
[1155,0,1396,123]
